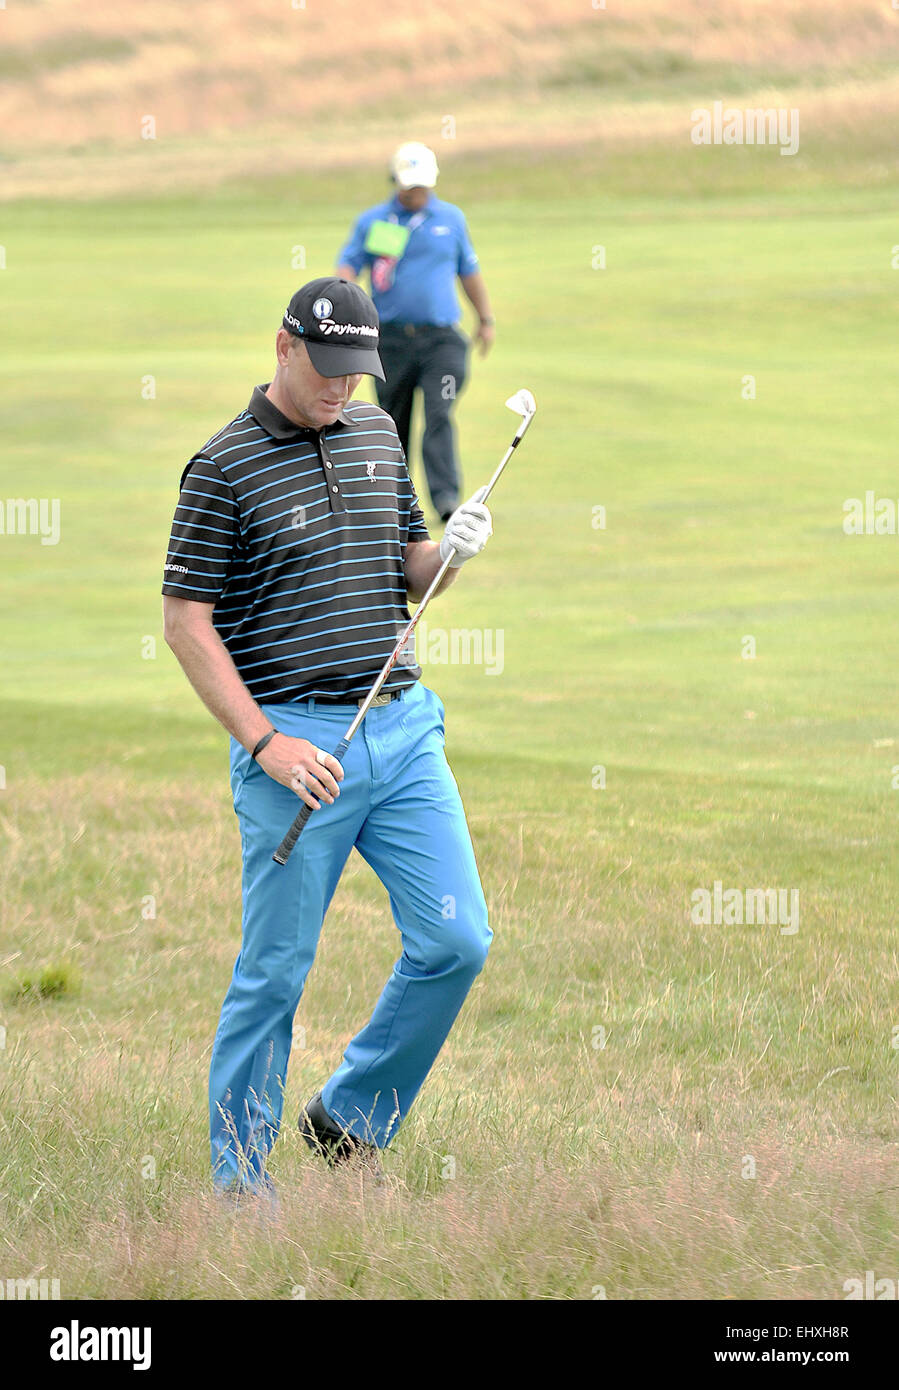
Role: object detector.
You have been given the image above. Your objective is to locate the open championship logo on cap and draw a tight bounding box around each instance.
[312,297,333,320]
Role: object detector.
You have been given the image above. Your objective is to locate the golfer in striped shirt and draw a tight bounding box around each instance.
[162,278,493,1199]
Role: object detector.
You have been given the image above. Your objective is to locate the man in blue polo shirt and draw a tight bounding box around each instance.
[336,142,495,522]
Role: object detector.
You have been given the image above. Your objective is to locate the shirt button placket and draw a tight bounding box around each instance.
[318,434,345,512]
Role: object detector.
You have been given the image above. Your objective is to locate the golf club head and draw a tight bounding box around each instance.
[505,387,537,423]
[474,387,537,505]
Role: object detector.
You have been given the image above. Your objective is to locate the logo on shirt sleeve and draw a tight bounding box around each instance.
[366,461,378,483]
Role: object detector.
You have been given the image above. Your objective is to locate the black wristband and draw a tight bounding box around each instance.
[251,729,278,761]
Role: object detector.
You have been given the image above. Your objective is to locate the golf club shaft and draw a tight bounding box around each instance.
[272,405,535,866]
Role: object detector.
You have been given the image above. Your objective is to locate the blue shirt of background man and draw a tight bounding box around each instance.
[337,193,480,326]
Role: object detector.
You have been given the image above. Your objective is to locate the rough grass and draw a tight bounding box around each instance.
[1,760,897,1298]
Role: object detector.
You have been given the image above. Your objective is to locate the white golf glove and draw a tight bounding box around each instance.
[439,492,493,568]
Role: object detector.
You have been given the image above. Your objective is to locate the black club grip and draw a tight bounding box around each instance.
[272,736,351,865]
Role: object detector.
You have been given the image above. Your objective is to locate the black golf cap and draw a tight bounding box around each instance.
[282,277,385,380]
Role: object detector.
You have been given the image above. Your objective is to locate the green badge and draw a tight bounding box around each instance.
[364,220,411,258]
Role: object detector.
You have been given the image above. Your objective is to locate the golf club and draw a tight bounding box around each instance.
[272,387,537,866]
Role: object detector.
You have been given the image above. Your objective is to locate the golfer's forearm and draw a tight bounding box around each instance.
[336,264,358,283]
[405,542,459,603]
[460,272,493,321]
[165,621,271,754]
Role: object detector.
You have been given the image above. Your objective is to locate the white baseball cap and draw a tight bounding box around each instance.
[390,142,439,190]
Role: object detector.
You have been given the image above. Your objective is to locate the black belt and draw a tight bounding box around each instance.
[380,322,453,338]
[308,690,402,708]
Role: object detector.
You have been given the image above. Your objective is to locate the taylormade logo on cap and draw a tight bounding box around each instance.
[316,320,378,338]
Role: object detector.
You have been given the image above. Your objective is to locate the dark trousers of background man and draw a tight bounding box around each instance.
[375,322,469,522]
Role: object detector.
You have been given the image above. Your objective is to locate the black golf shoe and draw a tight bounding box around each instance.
[299,1091,383,1176]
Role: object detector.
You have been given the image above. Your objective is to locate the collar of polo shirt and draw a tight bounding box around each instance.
[390,192,434,216]
[249,384,353,439]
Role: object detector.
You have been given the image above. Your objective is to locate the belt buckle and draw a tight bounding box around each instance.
[364,692,393,707]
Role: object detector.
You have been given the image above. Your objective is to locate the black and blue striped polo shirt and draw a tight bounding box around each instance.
[161,385,431,703]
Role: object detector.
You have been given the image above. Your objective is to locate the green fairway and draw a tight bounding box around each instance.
[1,151,898,1299]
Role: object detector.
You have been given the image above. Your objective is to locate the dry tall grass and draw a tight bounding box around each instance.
[2,0,898,198]
[2,771,897,1298]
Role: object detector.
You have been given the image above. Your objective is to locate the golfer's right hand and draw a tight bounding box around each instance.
[256,735,344,809]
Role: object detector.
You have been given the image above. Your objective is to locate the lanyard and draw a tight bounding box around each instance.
[389,208,428,241]
[372,209,429,293]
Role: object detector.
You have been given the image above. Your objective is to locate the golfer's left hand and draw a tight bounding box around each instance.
[439,494,493,568]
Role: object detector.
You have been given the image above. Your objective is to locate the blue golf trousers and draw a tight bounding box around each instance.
[209,680,492,1191]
